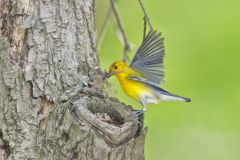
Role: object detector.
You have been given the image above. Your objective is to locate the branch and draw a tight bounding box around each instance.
[110,0,131,61]
[142,16,147,41]
[97,5,112,50]
[138,0,153,31]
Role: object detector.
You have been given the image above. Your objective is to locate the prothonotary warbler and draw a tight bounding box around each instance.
[103,30,191,117]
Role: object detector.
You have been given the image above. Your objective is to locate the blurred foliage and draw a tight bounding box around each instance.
[96,0,240,160]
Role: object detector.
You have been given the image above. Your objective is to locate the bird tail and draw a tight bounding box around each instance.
[155,90,191,102]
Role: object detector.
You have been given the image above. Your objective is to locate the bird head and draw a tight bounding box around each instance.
[102,60,128,80]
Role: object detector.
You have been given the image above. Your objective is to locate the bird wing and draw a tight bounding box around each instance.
[130,30,165,84]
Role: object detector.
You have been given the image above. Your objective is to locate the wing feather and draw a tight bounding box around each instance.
[130,30,165,84]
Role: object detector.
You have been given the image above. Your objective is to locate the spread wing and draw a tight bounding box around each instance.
[130,30,165,84]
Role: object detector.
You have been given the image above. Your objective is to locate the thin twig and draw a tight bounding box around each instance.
[110,0,131,61]
[138,0,153,31]
[97,5,112,50]
[142,16,147,41]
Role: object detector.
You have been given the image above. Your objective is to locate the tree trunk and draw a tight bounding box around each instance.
[0,0,146,160]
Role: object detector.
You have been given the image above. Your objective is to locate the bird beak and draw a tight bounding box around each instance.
[102,70,112,80]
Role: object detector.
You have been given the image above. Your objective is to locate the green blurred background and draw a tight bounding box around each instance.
[96,0,240,159]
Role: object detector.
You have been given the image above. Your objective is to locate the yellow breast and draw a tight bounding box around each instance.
[116,71,151,101]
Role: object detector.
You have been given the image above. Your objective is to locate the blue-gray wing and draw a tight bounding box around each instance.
[130,30,165,84]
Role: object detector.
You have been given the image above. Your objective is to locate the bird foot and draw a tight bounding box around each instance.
[129,109,144,119]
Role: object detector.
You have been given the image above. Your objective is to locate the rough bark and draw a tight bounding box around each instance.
[0,0,146,160]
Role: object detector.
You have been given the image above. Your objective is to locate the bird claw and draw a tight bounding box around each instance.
[129,110,145,125]
[129,110,144,119]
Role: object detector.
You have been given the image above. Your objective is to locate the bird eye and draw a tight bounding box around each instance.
[114,66,118,69]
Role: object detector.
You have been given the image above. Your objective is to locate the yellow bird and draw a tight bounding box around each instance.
[103,30,191,117]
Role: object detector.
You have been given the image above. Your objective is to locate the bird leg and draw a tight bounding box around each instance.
[129,110,145,118]
[129,97,147,118]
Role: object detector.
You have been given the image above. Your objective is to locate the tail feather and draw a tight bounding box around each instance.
[155,90,191,102]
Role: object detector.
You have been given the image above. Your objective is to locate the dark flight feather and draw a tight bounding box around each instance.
[130,30,165,84]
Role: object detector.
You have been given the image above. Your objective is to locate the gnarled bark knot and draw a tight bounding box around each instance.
[69,96,144,146]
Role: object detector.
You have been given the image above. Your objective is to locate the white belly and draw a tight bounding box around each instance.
[140,92,185,105]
